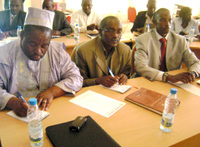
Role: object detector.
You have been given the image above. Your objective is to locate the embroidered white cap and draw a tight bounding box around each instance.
[24,7,55,30]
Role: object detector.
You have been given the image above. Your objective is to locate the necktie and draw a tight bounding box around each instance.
[159,38,167,71]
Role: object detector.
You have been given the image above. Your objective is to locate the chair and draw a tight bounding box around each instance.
[128,7,136,23]
[71,42,86,62]
[66,15,71,24]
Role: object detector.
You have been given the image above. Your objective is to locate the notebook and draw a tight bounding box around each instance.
[7,110,50,123]
[125,87,167,115]
[46,116,120,147]
[100,84,132,93]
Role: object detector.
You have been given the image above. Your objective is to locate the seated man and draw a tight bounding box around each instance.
[134,8,200,83]
[71,0,102,33]
[74,16,131,87]
[131,0,156,33]
[42,0,72,36]
[0,0,26,40]
[171,7,200,38]
[0,7,83,117]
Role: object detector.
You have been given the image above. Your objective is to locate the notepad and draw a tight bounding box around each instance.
[100,84,132,93]
[7,110,50,123]
[70,90,125,118]
[169,81,200,97]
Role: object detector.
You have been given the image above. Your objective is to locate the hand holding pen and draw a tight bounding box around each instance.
[17,91,28,104]
[107,66,119,85]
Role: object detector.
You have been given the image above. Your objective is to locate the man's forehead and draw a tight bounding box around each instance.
[104,19,121,28]
[10,0,22,4]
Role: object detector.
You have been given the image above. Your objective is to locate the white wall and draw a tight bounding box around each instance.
[0,0,4,11]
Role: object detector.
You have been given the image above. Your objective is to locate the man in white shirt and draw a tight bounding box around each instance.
[71,0,102,32]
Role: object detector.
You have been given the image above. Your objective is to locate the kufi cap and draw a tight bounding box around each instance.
[24,7,55,30]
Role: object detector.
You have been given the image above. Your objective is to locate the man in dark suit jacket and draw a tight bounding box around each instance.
[42,0,72,36]
[131,0,156,33]
[0,0,26,40]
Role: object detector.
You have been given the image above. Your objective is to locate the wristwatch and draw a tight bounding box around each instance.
[162,72,169,82]
[190,71,197,79]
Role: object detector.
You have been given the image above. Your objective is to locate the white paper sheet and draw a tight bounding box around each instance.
[100,84,132,93]
[70,90,126,118]
[170,82,200,97]
[7,110,50,123]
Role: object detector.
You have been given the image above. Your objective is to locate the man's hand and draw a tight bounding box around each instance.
[6,97,28,117]
[167,72,195,84]
[137,28,144,33]
[0,32,8,40]
[36,86,66,111]
[179,31,187,36]
[36,89,54,111]
[87,24,96,31]
[118,74,128,85]
[95,75,119,87]
[52,30,61,36]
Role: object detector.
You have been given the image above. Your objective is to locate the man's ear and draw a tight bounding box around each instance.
[20,31,24,40]
[153,18,156,25]
[99,29,103,37]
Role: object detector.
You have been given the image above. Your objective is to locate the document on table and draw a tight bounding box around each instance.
[100,84,132,93]
[7,110,50,123]
[70,90,126,118]
[170,82,200,97]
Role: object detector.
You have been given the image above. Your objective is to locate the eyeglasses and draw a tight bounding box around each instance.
[103,28,122,35]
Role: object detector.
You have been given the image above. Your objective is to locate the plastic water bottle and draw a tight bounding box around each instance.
[144,23,150,32]
[74,23,79,44]
[188,27,195,44]
[27,98,43,147]
[160,88,179,132]
[17,26,22,37]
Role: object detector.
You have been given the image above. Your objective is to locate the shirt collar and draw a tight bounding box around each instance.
[155,29,169,41]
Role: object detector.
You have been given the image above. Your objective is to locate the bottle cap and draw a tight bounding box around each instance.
[29,98,37,105]
[17,26,21,29]
[170,88,178,94]
[75,23,79,27]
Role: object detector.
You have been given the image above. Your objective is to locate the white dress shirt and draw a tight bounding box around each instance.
[71,9,102,32]
[171,17,200,35]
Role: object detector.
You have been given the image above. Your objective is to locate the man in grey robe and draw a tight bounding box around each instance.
[0,7,83,117]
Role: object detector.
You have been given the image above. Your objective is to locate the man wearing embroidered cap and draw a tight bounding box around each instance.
[134,8,200,83]
[0,7,83,117]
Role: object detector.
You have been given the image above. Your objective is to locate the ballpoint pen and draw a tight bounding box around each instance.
[107,66,119,85]
[17,91,28,104]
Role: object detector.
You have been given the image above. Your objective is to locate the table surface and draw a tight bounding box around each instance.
[52,32,200,57]
[1,68,200,147]
[52,32,137,55]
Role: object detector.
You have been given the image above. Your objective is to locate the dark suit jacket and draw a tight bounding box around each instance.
[53,10,72,35]
[131,11,147,32]
[0,10,26,36]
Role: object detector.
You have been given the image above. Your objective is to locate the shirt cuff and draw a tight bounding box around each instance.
[154,72,164,81]
[55,83,74,94]
[0,94,16,110]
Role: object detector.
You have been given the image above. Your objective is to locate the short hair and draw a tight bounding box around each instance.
[179,7,192,17]
[23,25,52,36]
[82,0,92,4]
[147,0,156,5]
[153,8,170,20]
[100,16,119,29]
[10,0,23,4]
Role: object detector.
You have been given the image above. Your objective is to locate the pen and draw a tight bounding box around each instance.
[107,66,119,85]
[17,91,28,104]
